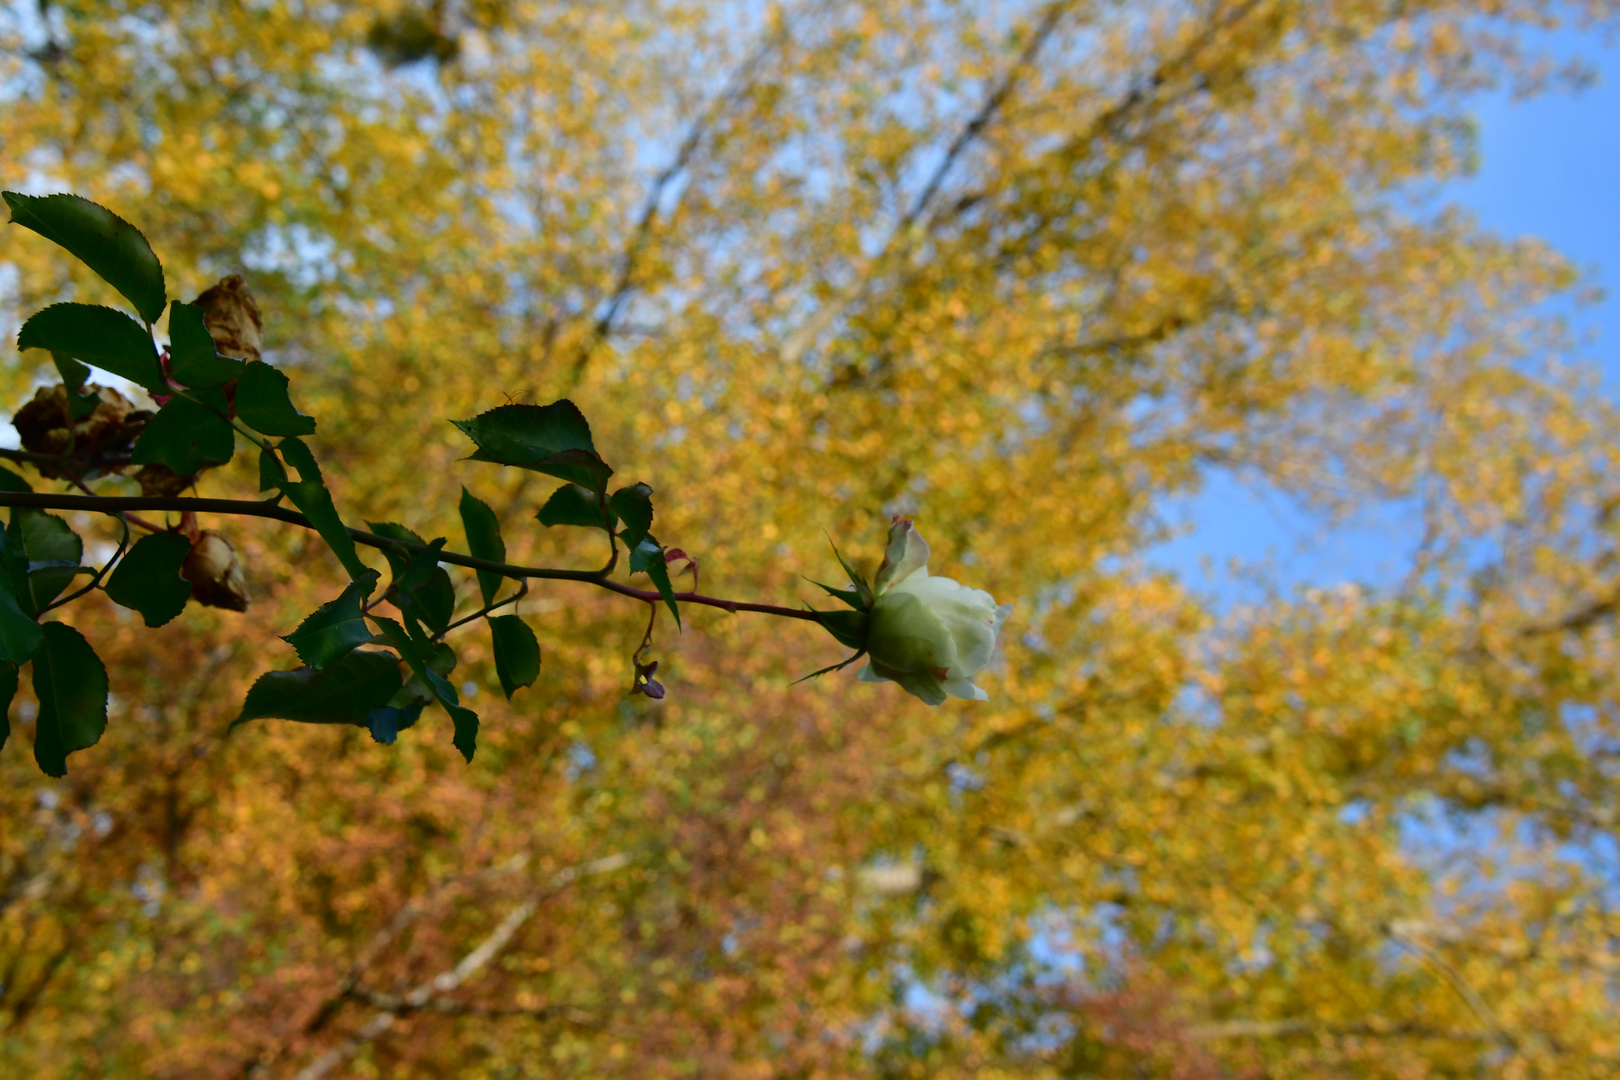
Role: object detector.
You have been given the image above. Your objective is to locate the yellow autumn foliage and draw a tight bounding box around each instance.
[1,2,1617,1078]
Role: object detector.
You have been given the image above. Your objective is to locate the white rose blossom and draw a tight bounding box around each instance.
[855,519,1011,705]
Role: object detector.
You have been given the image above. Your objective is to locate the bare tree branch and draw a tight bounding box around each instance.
[1385,922,1518,1052]
[570,5,829,383]
[777,0,1079,367]
[1191,1017,1502,1043]
[345,986,597,1024]
[287,853,630,1080]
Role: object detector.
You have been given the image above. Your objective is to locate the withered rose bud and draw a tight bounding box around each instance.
[190,275,262,364]
[11,384,147,478]
[182,531,250,612]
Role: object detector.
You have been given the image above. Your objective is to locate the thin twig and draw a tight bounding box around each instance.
[437,578,529,639]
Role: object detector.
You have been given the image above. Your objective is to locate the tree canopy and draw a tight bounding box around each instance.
[1,1,1617,1077]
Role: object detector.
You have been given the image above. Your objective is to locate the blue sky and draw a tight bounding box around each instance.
[1149,33,1620,599]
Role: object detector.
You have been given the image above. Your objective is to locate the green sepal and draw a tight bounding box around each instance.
[370,614,479,762]
[130,389,235,476]
[31,622,108,777]
[236,360,316,436]
[9,509,82,612]
[829,539,874,609]
[807,578,869,611]
[628,534,680,629]
[16,303,165,391]
[537,484,615,530]
[488,614,540,700]
[282,570,382,669]
[792,648,868,685]
[230,649,404,731]
[457,487,506,607]
[452,401,612,492]
[808,607,871,652]
[610,482,654,549]
[166,302,244,388]
[103,531,193,628]
[0,662,17,753]
[3,192,167,323]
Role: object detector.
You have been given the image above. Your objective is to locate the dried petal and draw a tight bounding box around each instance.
[182,531,250,611]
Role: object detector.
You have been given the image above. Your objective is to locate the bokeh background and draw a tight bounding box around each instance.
[2,2,1618,1078]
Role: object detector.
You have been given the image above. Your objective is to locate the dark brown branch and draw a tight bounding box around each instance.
[0,492,820,622]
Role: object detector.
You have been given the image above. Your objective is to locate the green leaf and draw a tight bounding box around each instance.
[31,622,108,777]
[0,531,42,663]
[610,483,655,549]
[282,570,382,669]
[276,436,323,484]
[365,521,424,578]
[166,302,244,388]
[49,352,100,420]
[103,531,193,628]
[130,389,235,476]
[364,700,424,745]
[231,649,403,731]
[0,662,17,753]
[17,303,165,391]
[537,483,615,530]
[0,467,31,494]
[452,401,612,492]
[236,360,315,436]
[279,481,367,581]
[4,192,166,323]
[0,585,40,663]
[628,534,681,629]
[370,615,478,762]
[258,445,289,492]
[809,607,871,652]
[50,349,90,389]
[808,579,868,611]
[9,509,82,611]
[458,487,506,607]
[0,521,31,618]
[406,567,455,635]
[446,701,479,764]
[488,614,539,700]
[389,537,454,635]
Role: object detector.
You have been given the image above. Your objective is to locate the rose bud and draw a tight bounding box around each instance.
[857,519,1010,705]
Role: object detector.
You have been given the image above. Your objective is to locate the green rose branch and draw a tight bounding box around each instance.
[0,193,1009,776]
